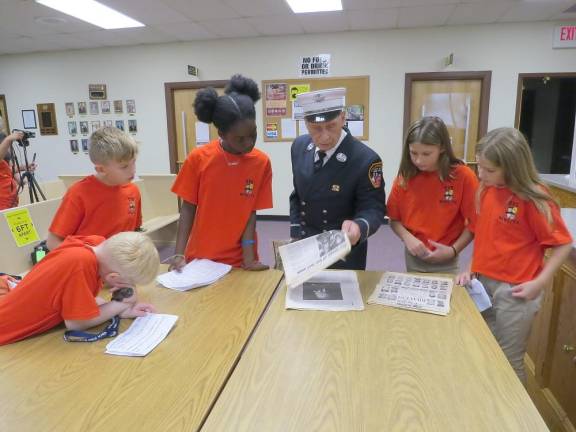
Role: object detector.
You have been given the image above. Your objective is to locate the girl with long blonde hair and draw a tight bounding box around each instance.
[457,127,572,383]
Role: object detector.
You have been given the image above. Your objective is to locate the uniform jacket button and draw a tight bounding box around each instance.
[301,221,306,226]
[301,201,306,206]
[322,209,327,214]
[300,211,306,216]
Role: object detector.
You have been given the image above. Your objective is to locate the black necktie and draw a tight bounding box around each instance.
[314,151,326,172]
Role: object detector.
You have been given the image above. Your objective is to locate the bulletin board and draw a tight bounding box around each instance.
[261,76,370,142]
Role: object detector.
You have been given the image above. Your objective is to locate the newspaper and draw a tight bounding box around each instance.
[368,272,453,316]
[285,270,364,311]
[279,230,351,288]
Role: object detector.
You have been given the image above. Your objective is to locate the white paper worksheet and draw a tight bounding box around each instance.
[156,259,232,291]
[105,313,178,357]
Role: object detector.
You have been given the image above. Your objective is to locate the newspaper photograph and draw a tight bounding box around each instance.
[279,230,351,288]
[368,272,453,316]
[285,270,364,311]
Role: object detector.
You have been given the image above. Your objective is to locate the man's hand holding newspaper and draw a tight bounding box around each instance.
[279,230,352,288]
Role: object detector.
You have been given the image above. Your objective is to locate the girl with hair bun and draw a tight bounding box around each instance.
[170,74,273,271]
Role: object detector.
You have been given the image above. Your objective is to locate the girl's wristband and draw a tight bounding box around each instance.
[241,239,255,246]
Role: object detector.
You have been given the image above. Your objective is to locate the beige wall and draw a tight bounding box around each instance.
[1,21,575,215]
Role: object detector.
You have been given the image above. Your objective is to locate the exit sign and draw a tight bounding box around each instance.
[553,24,576,48]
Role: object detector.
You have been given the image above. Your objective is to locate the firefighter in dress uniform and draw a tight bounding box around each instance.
[289,88,386,270]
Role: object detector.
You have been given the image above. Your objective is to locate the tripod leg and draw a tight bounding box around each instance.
[30,175,46,201]
[26,174,35,203]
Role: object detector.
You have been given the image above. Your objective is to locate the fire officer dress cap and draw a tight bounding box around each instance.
[295,88,346,123]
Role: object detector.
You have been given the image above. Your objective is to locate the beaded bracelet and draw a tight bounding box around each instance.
[241,239,256,246]
[161,254,185,264]
[451,246,458,257]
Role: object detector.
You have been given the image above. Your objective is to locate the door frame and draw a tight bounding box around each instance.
[164,80,227,173]
[0,95,10,133]
[403,71,492,150]
[514,72,576,128]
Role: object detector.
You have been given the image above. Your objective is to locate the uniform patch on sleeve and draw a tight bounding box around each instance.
[368,162,383,188]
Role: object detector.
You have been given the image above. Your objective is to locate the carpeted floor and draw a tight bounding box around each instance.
[254,220,472,272]
[159,220,473,272]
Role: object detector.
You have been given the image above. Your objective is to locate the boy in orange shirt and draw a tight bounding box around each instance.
[388,117,478,273]
[46,127,141,251]
[0,231,158,345]
[170,75,272,270]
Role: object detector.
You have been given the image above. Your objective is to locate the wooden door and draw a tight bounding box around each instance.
[0,95,10,133]
[404,72,491,164]
[547,269,576,427]
[165,81,227,173]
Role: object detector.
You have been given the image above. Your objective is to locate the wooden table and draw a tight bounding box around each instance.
[202,271,549,431]
[0,268,283,432]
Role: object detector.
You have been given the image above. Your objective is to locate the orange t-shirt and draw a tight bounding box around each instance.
[471,186,572,284]
[0,160,18,210]
[387,164,478,247]
[0,235,104,345]
[49,175,142,239]
[172,140,273,267]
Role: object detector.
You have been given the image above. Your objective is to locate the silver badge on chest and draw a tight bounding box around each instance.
[306,143,314,151]
[336,152,347,162]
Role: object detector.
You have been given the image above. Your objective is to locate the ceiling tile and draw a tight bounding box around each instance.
[397,4,456,28]
[342,0,403,10]
[153,21,215,40]
[447,2,514,25]
[245,15,305,35]
[347,8,398,30]
[222,0,292,17]
[161,0,241,20]
[0,36,67,54]
[296,11,349,33]
[197,18,259,38]
[99,0,190,25]
[500,1,575,22]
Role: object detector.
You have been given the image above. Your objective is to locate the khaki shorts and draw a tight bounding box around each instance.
[404,248,459,274]
[478,274,542,384]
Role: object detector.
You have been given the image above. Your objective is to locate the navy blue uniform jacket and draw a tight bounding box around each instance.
[289,130,386,270]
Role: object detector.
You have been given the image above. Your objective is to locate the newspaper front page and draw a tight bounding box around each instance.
[285,270,364,311]
[279,230,351,288]
[368,272,453,316]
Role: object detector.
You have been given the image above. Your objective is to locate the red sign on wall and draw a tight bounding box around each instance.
[553,24,576,48]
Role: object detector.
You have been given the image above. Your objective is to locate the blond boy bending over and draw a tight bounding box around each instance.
[0,232,159,345]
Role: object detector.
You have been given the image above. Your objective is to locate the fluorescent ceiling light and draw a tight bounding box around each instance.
[286,0,342,14]
[35,0,144,29]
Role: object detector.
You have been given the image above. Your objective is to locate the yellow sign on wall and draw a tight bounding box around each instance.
[4,208,40,247]
[289,84,310,101]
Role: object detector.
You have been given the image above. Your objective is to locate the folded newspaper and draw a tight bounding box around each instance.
[279,230,351,288]
[285,270,364,311]
[368,272,453,316]
[156,259,232,291]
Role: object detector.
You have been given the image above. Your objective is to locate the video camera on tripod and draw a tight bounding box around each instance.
[10,129,45,203]
[12,129,35,147]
